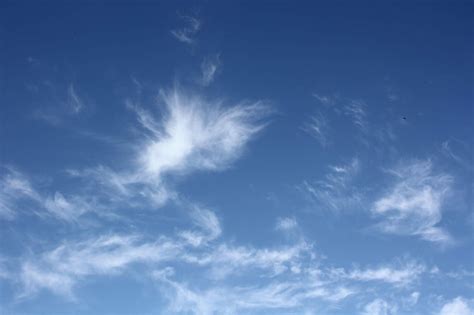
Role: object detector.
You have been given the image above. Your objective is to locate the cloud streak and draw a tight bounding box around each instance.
[200,54,221,86]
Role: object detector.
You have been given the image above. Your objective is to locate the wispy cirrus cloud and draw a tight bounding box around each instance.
[12,208,439,315]
[135,88,270,178]
[343,100,368,132]
[0,167,41,219]
[19,234,183,300]
[65,87,270,214]
[199,54,221,86]
[0,167,97,222]
[179,205,222,246]
[156,275,355,315]
[305,93,369,147]
[32,82,86,125]
[441,139,473,171]
[303,112,329,146]
[66,84,84,114]
[171,14,201,44]
[346,259,426,287]
[371,159,454,244]
[302,158,362,213]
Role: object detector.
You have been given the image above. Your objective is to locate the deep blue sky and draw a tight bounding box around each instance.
[1,1,473,315]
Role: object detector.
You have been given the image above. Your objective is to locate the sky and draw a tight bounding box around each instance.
[0,1,473,315]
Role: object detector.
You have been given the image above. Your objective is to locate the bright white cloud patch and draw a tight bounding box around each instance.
[137,88,269,178]
[438,297,474,315]
[372,159,453,244]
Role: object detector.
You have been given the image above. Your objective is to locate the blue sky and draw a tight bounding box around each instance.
[1,1,473,314]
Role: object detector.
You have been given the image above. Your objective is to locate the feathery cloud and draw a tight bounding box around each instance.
[372,159,453,244]
[0,167,98,222]
[66,84,84,114]
[19,234,183,299]
[347,260,426,287]
[0,167,41,219]
[302,158,362,212]
[303,112,329,146]
[136,88,269,178]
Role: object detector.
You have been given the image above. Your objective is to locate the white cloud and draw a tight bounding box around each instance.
[137,88,269,178]
[200,54,221,86]
[171,14,201,44]
[156,273,354,315]
[347,260,426,287]
[19,234,183,299]
[64,87,269,215]
[438,297,474,315]
[179,206,222,246]
[44,192,93,223]
[0,167,97,222]
[182,240,312,279]
[372,159,453,244]
[362,298,397,315]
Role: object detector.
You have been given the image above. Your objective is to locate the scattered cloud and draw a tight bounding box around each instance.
[441,139,473,171]
[19,234,183,300]
[61,87,270,217]
[11,209,439,315]
[361,298,397,315]
[200,54,221,86]
[66,84,84,114]
[312,93,337,107]
[171,14,201,44]
[303,112,329,146]
[343,100,368,131]
[302,158,362,212]
[179,205,222,246]
[438,297,474,315]
[347,259,426,287]
[136,88,270,178]
[275,217,298,232]
[372,159,454,244]
[0,166,41,219]
[0,167,96,222]
[157,276,354,315]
